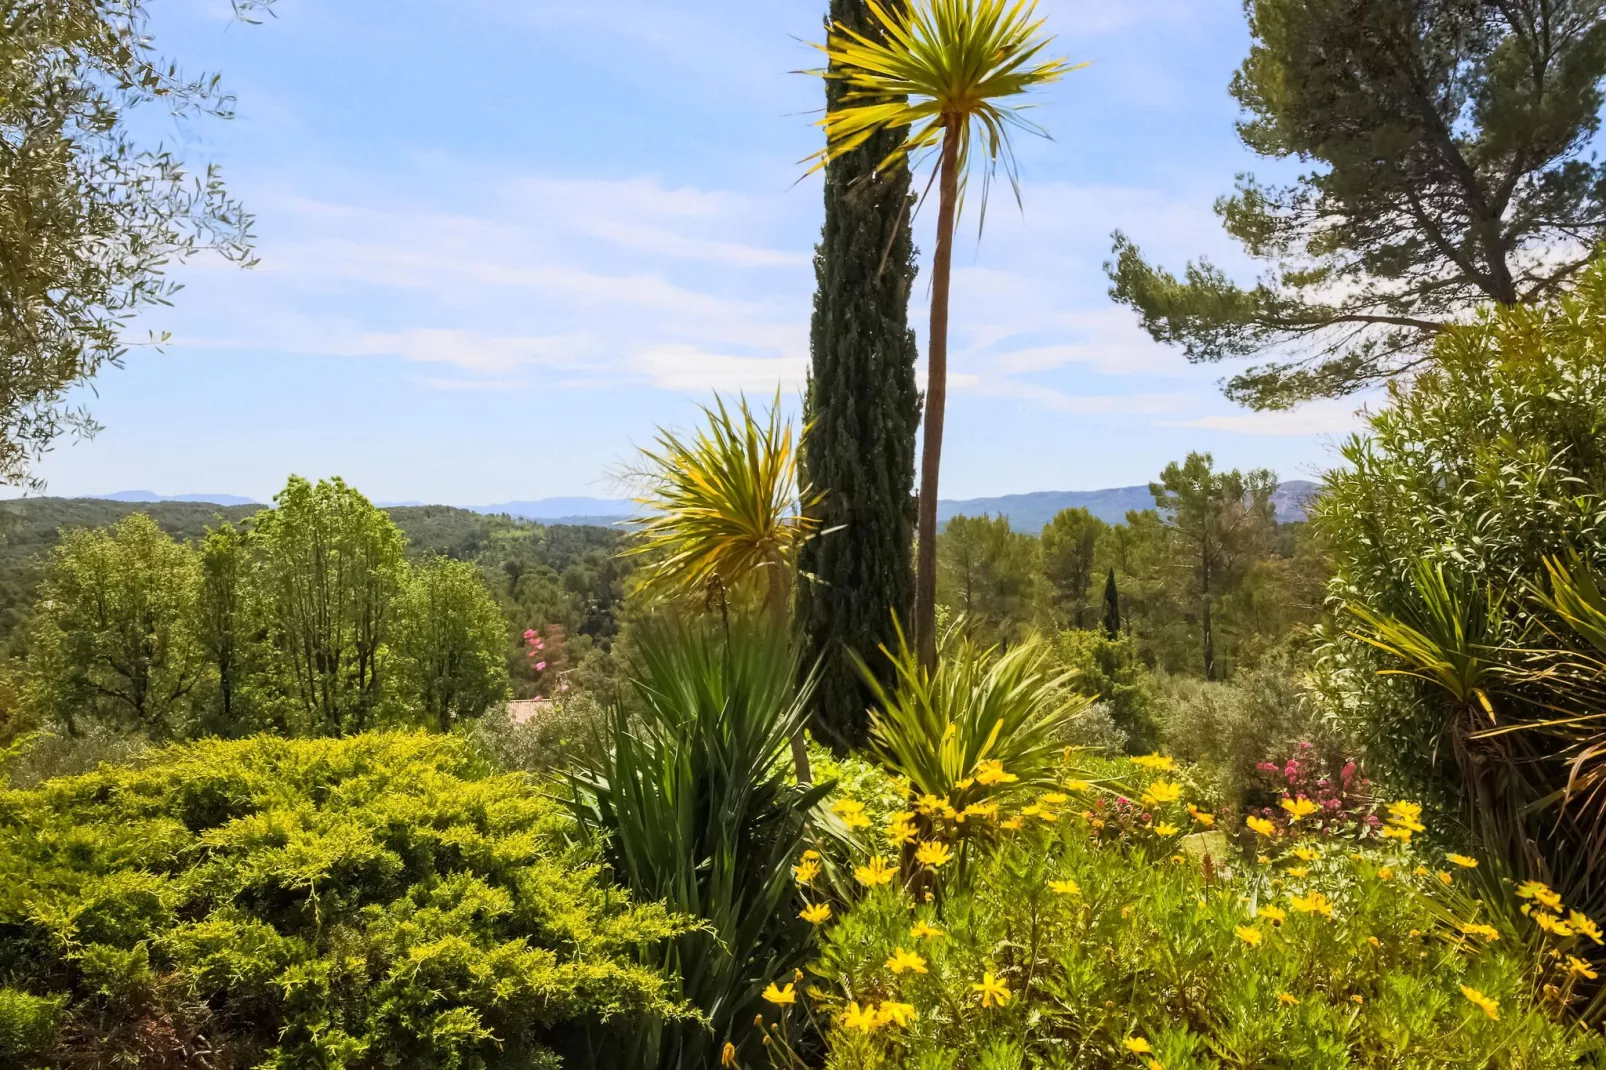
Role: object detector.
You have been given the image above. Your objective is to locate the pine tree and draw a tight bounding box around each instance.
[1102,567,1120,640]
[796,0,922,751]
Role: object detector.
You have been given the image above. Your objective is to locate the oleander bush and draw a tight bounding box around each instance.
[749,751,1604,1070]
[0,732,693,1069]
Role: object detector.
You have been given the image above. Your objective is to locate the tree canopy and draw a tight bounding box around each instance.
[1108,0,1606,408]
[0,0,263,488]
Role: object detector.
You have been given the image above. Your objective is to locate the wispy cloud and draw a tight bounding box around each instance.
[950,373,1192,415]
[1162,398,1371,436]
[634,344,806,392]
[422,377,530,391]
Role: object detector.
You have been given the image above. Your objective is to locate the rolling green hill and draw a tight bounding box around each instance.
[0,497,628,651]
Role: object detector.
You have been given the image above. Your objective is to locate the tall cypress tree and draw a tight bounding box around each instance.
[796,0,921,752]
[1101,567,1121,641]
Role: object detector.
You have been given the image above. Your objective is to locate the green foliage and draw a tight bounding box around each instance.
[625,393,819,618]
[23,514,206,737]
[1151,453,1278,680]
[467,694,608,778]
[0,0,263,489]
[567,619,830,1068]
[1157,649,1339,809]
[856,626,1089,804]
[798,0,923,753]
[1317,262,1606,998]
[13,480,517,743]
[774,748,1593,1066]
[1040,507,1107,630]
[936,514,1039,646]
[391,556,511,730]
[0,732,694,1068]
[0,497,259,649]
[1107,0,1606,408]
[196,521,275,736]
[252,476,408,735]
[1100,566,1120,639]
[1051,629,1156,752]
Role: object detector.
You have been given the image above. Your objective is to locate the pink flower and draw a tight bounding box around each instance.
[523,629,537,639]
[559,682,570,692]
[534,661,547,671]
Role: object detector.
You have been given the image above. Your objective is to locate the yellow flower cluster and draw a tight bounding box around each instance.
[1131,754,1177,772]
[840,999,917,1031]
[1279,796,1319,821]
[855,855,897,887]
[1380,799,1424,842]
[885,947,927,974]
[832,797,871,830]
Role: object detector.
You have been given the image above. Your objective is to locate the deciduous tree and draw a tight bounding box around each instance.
[252,476,406,735]
[391,556,510,730]
[25,513,205,736]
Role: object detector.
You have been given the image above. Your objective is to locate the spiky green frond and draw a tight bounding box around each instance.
[805,0,1080,217]
[625,392,822,610]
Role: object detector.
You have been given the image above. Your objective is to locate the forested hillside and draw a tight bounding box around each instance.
[0,498,631,670]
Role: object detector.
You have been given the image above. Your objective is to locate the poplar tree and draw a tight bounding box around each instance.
[796,0,923,750]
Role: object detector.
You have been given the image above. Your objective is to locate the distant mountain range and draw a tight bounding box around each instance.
[90,481,1321,528]
[99,489,260,507]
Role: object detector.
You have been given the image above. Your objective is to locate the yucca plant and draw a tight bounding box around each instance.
[625,391,820,623]
[1348,557,1606,1018]
[567,619,832,1068]
[853,621,1089,814]
[806,0,1079,671]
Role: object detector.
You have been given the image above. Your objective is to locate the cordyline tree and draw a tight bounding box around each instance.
[623,393,822,781]
[797,0,924,752]
[1108,0,1606,409]
[0,0,265,489]
[807,0,1077,672]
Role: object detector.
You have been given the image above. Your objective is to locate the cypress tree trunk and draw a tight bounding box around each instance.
[797,0,922,751]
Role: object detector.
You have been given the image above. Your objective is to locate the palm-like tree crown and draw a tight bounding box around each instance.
[625,393,821,611]
[807,0,1077,210]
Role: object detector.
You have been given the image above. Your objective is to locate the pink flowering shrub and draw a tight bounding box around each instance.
[1245,740,1377,837]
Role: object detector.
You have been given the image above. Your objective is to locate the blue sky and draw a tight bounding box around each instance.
[18,0,1370,504]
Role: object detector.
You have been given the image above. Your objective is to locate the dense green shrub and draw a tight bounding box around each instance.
[0,733,691,1068]
[1052,629,1157,751]
[757,753,1601,1069]
[1315,262,1606,973]
[567,620,828,1069]
[1156,649,1343,808]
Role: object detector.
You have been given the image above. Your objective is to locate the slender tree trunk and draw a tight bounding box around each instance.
[769,562,812,785]
[914,120,961,674]
[1201,546,1215,681]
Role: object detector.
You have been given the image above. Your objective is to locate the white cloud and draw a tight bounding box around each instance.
[1162,398,1371,436]
[422,377,530,391]
[635,344,807,392]
[346,329,582,373]
[950,373,1192,415]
